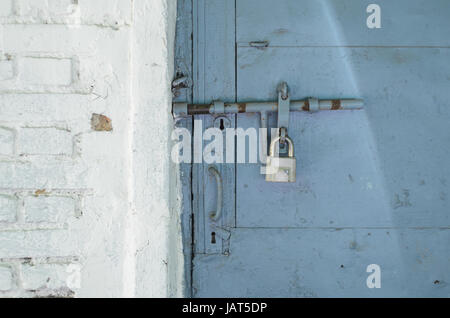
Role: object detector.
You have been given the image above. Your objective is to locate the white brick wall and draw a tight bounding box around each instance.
[0,257,79,297]
[0,127,15,155]
[21,263,72,290]
[19,127,73,156]
[0,58,14,81]
[19,57,73,86]
[24,196,75,223]
[0,195,17,222]
[0,0,180,298]
[0,1,13,17]
[1,0,132,28]
[14,0,77,17]
[0,265,14,291]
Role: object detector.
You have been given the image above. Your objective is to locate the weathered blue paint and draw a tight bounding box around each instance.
[237,0,450,46]
[184,0,450,297]
[174,0,194,297]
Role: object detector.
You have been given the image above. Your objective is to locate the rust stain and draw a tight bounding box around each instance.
[188,105,210,115]
[302,100,310,111]
[91,114,113,132]
[331,100,342,110]
[237,103,246,113]
[34,189,49,196]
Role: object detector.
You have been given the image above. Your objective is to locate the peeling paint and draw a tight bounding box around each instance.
[91,114,112,132]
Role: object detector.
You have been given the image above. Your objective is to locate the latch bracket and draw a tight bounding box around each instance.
[276,82,290,154]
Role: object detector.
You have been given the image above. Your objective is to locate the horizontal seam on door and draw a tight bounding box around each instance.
[234,226,450,230]
[237,44,450,49]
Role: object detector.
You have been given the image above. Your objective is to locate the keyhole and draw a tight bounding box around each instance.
[211,232,216,244]
[219,119,225,131]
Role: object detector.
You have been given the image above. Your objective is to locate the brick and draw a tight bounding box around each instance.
[24,196,74,223]
[0,0,13,17]
[0,94,93,121]
[0,231,79,258]
[19,57,73,86]
[0,265,13,291]
[0,59,15,81]
[0,195,17,223]
[15,0,76,17]
[18,127,73,156]
[0,127,15,156]
[21,263,70,290]
[78,0,133,24]
[47,0,77,15]
[10,0,132,28]
[0,161,87,189]
[3,24,128,55]
[8,0,132,23]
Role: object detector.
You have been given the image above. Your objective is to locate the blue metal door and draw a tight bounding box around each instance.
[188,0,450,297]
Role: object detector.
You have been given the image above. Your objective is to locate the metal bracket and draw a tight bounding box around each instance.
[213,100,225,114]
[277,82,290,135]
[308,97,319,112]
[275,82,290,154]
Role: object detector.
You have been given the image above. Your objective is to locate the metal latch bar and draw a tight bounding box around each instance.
[172,98,363,117]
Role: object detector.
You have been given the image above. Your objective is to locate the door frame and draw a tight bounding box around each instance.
[174,0,237,297]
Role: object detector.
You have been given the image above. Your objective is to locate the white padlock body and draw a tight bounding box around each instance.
[265,156,296,183]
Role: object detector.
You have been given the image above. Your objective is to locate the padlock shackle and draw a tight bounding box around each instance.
[269,136,294,157]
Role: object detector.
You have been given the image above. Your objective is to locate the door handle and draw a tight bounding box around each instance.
[208,166,222,221]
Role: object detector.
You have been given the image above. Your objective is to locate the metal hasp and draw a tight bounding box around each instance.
[265,82,296,182]
[173,84,364,183]
[276,82,290,154]
[277,82,290,135]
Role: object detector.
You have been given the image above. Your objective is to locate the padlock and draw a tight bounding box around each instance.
[265,136,296,183]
